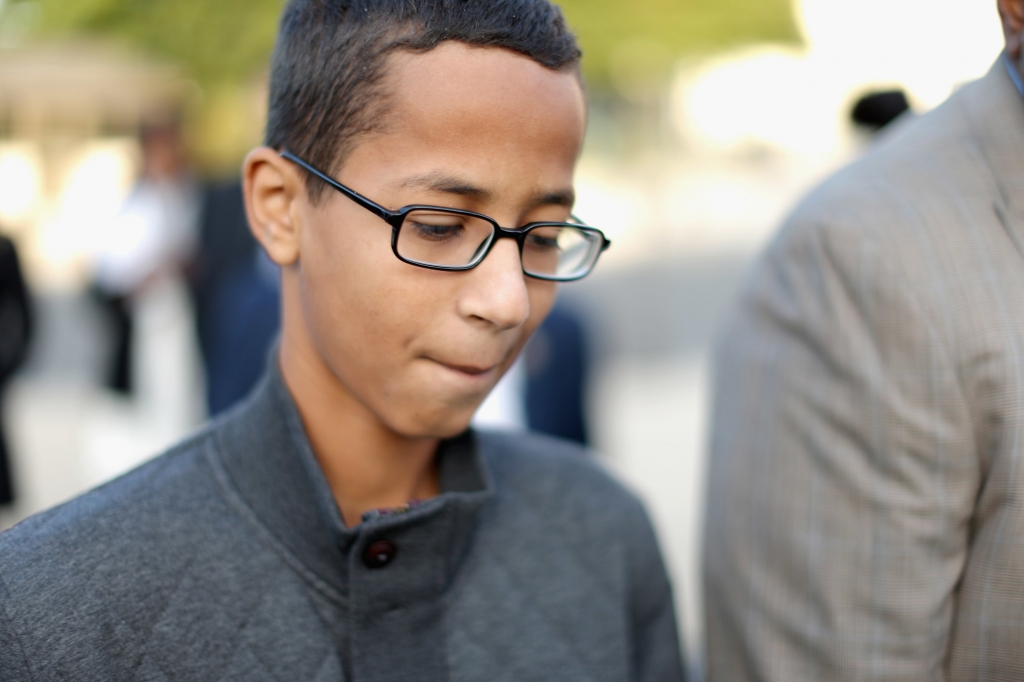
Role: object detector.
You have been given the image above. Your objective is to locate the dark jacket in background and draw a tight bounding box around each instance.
[0,236,31,505]
[0,358,685,681]
[526,304,590,445]
[192,181,281,416]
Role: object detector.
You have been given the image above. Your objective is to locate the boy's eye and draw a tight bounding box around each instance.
[408,220,465,242]
[525,232,560,251]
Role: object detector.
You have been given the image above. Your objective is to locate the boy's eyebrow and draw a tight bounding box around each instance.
[399,172,492,199]
[532,188,576,209]
[398,172,575,208]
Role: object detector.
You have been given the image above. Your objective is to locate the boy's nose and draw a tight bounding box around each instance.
[456,238,530,330]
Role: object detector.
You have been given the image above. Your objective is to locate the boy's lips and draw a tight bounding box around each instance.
[432,360,498,376]
[425,353,505,378]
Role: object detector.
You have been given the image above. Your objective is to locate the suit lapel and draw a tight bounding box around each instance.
[963,58,1024,254]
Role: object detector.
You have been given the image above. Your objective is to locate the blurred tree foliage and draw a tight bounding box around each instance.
[6,0,285,173]
[19,0,798,89]
[10,0,798,170]
[559,0,799,87]
[23,0,284,89]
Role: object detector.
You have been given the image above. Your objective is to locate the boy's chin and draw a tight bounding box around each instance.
[383,404,478,441]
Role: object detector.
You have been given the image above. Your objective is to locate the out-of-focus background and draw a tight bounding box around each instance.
[0,0,1004,678]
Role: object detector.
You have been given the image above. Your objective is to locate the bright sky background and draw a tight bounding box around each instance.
[576,0,1008,268]
[675,0,1005,154]
[0,0,1012,283]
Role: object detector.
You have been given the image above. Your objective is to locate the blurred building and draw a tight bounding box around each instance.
[0,42,195,291]
[0,42,206,528]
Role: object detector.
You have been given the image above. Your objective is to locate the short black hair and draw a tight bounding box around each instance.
[265,0,582,202]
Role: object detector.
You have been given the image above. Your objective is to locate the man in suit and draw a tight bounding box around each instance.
[705,1,1024,679]
[0,235,31,507]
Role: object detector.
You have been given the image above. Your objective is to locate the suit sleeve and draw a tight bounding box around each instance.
[625,498,687,682]
[703,218,979,681]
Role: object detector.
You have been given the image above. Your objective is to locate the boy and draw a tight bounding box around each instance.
[0,2,684,680]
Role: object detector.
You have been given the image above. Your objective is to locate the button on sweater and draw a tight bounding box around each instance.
[0,361,685,681]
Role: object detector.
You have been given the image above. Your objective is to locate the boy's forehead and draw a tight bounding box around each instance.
[395,168,577,209]
[333,41,586,200]
[383,42,586,126]
[327,41,585,208]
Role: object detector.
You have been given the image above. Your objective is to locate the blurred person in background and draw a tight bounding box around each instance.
[705,1,1024,679]
[91,119,201,396]
[87,117,207,453]
[0,235,31,508]
[850,89,912,133]
[475,301,592,446]
[0,1,685,680]
[525,302,591,444]
[191,180,281,416]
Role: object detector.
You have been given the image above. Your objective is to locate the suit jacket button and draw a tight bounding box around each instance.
[363,540,397,569]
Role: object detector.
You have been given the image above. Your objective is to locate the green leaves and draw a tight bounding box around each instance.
[26,0,284,87]
[558,0,800,85]
[6,0,799,171]
[18,0,798,88]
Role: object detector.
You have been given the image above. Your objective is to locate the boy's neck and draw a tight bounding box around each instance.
[278,330,441,529]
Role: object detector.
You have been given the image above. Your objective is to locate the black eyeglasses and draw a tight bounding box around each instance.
[280,150,611,282]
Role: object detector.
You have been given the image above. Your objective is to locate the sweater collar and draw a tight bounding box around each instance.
[207,353,494,604]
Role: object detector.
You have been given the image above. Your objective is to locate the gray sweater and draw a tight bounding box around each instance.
[0,363,684,681]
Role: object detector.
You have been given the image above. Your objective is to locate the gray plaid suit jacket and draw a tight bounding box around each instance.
[705,58,1024,681]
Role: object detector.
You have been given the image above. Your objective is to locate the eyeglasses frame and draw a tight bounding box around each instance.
[279,150,611,282]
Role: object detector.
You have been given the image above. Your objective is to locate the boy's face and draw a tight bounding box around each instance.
[249,42,587,438]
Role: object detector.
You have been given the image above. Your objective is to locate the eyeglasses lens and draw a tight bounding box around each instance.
[397,210,495,268]
[522,225,602,279]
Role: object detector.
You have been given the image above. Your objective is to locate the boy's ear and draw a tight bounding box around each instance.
[243,147,304,266]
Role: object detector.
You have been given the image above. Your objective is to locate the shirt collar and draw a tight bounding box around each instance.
[206,352,494,603]
[950,56,1024,227]
[1005,51,1024,100]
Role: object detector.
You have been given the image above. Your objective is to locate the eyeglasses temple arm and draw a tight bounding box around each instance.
[279,150,397,222]
[569,213,611,251]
